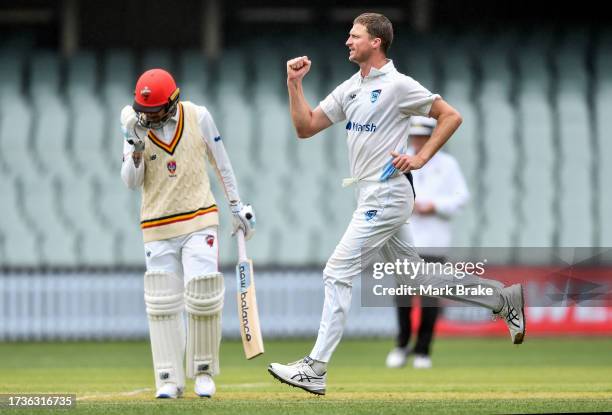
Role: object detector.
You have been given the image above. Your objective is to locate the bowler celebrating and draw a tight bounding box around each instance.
[268,13,525,395]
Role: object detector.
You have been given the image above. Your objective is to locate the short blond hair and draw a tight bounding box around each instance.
[353,13,394,54]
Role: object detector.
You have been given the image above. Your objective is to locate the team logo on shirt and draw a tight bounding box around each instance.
[167,160,177,177]
[206,235,215,247]
[365,210,378,221]
[370,89,382,103]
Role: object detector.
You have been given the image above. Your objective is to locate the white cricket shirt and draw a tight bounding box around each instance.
[319,60,440,183]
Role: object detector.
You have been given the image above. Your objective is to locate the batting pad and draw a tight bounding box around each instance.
[144,271,186,390]
[185,273,225,378]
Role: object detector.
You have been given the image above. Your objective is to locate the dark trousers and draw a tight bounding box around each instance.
[395,256,444,356]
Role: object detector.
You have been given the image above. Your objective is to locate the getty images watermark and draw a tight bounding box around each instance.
[360,247,612,307]
[371,258,491,297]
[364,257,496,308]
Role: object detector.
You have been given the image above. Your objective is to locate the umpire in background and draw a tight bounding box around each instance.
[386,116,469,369]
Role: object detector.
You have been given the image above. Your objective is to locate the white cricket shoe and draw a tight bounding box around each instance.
[194,374,216,398]
[385,347,409,368]
[413,354,432,369]
[494,283,526,344]
[268,357,326,395]
[155,383,183,399]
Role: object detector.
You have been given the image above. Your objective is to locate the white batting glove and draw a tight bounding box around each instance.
[230,201,256,240]
[120,105,148,152]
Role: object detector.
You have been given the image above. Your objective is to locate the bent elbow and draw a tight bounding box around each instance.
[454,111,463,127]
[296,128,313,139]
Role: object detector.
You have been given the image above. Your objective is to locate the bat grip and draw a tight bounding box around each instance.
[236,228,248,262]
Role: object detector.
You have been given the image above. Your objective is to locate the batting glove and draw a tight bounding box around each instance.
[231,201,256,240]
[121,106,148,152]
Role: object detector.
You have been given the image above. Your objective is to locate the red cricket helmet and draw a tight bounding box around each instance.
[133,68,180,128]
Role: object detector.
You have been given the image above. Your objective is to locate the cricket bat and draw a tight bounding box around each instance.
[236,227,264,359]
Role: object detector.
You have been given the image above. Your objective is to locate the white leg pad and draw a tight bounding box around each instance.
[185,273,225,378]
[144,271,186,390]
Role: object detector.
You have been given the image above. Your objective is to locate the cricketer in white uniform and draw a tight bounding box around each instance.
[268,13,525,395]
[121,69,255,399]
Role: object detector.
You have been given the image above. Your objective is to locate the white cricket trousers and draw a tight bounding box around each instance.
[144,227,219,283]
[310,175,505,362]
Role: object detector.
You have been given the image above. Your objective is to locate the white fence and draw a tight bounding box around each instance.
[0,271,398,341]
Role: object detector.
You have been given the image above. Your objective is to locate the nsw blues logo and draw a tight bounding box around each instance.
[370,89,382,103]
[365,209,378,221]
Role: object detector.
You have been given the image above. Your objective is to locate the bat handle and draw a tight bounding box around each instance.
[236,228,248,262]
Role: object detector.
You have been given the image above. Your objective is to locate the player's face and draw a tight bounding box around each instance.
[144,108,166,124]
[410,135,430,153]
[346,24,375,63]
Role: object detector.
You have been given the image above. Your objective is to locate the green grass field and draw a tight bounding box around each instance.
[1,337,611,414]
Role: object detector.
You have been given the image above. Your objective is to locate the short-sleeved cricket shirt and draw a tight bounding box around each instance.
[319,60,440,183]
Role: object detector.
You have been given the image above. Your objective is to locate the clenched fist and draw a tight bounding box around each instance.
[287,56,311,82]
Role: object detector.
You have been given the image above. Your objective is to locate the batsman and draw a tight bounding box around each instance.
[120,68,255,399]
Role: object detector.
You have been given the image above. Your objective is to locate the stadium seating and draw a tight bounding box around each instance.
[516,43,556,252]
[596,30,612,247]
[0,27,607,268]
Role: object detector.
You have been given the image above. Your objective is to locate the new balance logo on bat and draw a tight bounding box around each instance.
[239,264,253,342]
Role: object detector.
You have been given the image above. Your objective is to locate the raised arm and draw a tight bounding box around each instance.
[286,56,332,138]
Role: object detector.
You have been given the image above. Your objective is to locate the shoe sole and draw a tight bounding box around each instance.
[267,367,325,396]
[513,284,526,345]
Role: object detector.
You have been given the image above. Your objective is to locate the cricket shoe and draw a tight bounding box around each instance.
[268,356,326,395]
[413,354,432,369]
[385,347,409,368]
[494,283,526,344]
[194,374,216,398]
[155,383,183,399]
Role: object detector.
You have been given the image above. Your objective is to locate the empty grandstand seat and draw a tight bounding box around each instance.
[517,90,555,249]
[596,32,612,246]
[557,91,593,247]
[19,175,78,266]
[0,93,37,177]
[104,50,136,172]
[179,51,213,107]
[67,51,98,100]
[97,177,143,266]
[60,174,116,265]
[0,176,40,266]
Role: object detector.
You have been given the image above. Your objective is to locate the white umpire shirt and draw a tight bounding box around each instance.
[407,147,469,256]
[318,59,441,183]
[120,103,241,202]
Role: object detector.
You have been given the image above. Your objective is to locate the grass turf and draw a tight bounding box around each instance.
[0,337,611,414]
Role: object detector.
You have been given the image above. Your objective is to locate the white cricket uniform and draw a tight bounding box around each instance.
[408,148,469,256]
[310,60,504,362]
[121,104,239,282]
